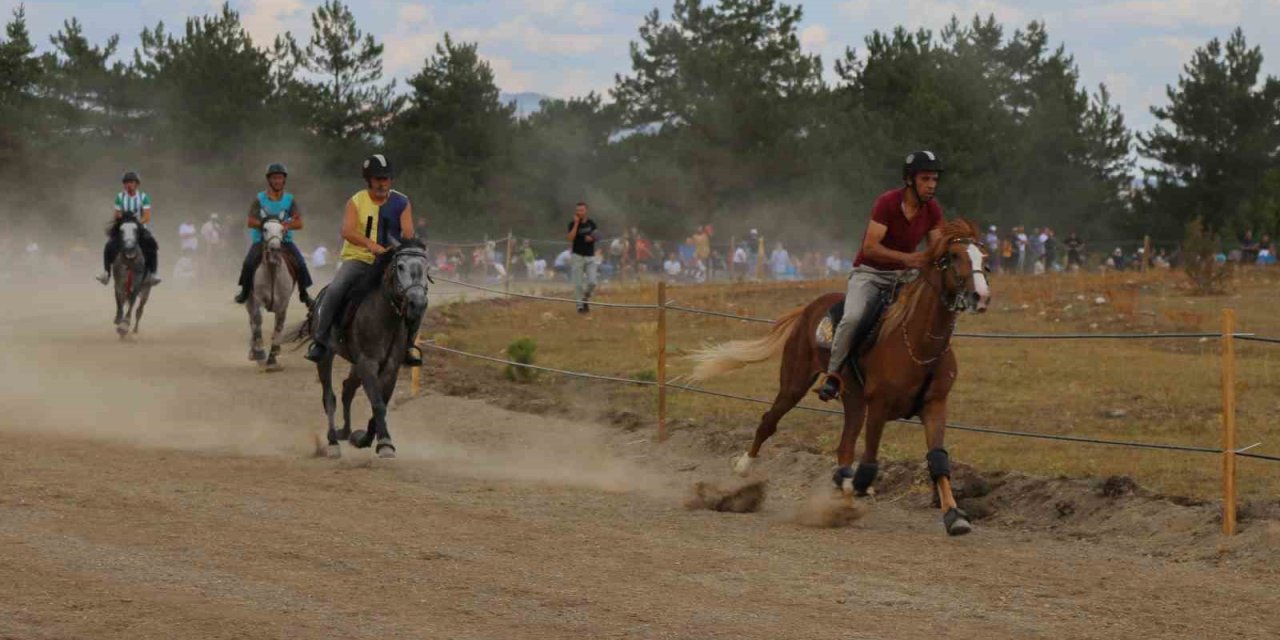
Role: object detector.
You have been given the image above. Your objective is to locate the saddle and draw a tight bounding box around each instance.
[817,272,912,388]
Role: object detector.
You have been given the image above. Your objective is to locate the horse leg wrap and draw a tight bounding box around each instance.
[926,448,950,483]
[832,465,855,490]
[852,463,879,496]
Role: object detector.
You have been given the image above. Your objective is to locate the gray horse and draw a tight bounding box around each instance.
[246,219,297,370]
[294,238,430,459]
[111,220,152,339]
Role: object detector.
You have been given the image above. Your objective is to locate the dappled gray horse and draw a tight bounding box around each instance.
[294,238,429,459]
[111,220,152,338]
[246,219,297,369]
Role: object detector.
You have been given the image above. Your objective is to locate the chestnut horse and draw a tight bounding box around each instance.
[689,219,990,535]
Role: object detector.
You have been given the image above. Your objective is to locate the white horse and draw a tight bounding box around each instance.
[111,220,152,339]
[246,219,297,370]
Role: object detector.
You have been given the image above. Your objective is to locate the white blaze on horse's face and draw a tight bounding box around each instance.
[262,219,284,250]
[120,221,138,251]
[966,243,990,312]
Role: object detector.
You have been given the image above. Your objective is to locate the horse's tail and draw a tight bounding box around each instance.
[288,304,315,348]
[686,307,805,382]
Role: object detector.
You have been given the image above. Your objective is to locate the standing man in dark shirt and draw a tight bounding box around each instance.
[1064,231,1084,271]
[818,150,946,402]
[566,201,599,313]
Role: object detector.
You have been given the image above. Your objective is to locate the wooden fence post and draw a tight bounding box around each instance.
[1142,235,1151,273]
[657,281,668,441]
[1221,308,1238,536]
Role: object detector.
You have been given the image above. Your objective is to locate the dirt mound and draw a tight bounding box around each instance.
[684,478,767,512]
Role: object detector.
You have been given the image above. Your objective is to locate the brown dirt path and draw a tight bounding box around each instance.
[0,282,1276,639]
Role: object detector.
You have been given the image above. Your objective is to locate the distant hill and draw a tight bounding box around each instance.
[501,92,552,119]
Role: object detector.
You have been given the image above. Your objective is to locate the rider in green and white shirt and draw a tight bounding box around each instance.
[98,171,161,286]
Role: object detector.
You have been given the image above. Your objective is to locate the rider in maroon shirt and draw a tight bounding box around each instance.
[818,150,946,401]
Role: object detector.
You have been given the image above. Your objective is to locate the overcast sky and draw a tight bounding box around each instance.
[6,0,1280,135]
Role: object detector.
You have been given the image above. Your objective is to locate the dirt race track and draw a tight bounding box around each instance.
[1,280,1277,639]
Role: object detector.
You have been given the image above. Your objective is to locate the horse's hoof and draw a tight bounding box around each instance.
[349,430,368,448]
[943,508,972,536]
[336,427,352,440]
[326,444,341,459]
[732,453,755,476]
[250,349,266,362]
[376,442,397,459]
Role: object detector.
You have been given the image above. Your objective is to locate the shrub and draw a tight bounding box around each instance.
[504,337,538,382]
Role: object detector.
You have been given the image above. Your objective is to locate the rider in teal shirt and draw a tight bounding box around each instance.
[234,163,314,305]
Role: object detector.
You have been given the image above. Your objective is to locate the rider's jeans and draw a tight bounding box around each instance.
[827,265,903,374]
[312,259,374,347]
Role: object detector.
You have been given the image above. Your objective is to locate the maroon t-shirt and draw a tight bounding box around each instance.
[853,187,944,270]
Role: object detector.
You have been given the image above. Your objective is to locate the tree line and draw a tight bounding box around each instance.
[0,0,1276,249]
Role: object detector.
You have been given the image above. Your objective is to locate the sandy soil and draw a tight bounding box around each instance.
[1,279,1277,639]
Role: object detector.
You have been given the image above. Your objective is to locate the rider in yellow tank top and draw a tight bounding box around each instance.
[307,154,418,365]
[340,188,411,264]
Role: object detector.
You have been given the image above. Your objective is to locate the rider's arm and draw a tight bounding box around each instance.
[286,200,303,231]
[341,198,384,254]
[567,218,580,242]
[399,202,414,239]
[860,219,928,270]
[246,199,262,229]
[141,205,152,225]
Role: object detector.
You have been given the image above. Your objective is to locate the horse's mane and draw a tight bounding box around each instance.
[876,218,979,340]
[345,237,428,312]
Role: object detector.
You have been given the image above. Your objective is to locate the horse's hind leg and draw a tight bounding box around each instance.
[833,395,875,496]
[318,356,341,458]
[349,359,381,451]
[733,372,817,476]
[338,371,360,440]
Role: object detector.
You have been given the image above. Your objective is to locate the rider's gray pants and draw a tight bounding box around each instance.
[827,265,903,374]
[313,259,374,347]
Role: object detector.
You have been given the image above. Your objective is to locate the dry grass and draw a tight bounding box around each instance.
[426,268,1280,501]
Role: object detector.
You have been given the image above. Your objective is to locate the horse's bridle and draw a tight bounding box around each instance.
[930,237,988,313]
[383,247,432,317]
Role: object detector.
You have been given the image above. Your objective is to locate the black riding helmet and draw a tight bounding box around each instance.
[122,170,141,184]
[362,154,394,180]
[902,150,943,203]
[266,162,288,178]
[903,150,943,179]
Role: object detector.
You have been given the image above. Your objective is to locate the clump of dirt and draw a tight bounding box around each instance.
[789,492,866,528]
[684,479,767,513]
[1100,474,1138,498]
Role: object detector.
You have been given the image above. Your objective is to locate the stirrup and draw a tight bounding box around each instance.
[815,372,844,402]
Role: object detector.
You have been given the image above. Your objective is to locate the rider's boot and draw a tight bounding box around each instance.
[817,373,843,402]
[298,287,314,308]
[234,286,250,304]
[148,272,162,286]
[404,344,423,367]
[95,272,110,285]
[304,332,330,363]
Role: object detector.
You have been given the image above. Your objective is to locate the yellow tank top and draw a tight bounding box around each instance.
[339,189,410,264]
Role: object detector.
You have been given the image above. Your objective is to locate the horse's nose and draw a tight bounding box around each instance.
[971,291,990,313]
[406,290,428,317]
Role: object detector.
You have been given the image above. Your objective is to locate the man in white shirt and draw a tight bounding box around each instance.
[179,221,198,253]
